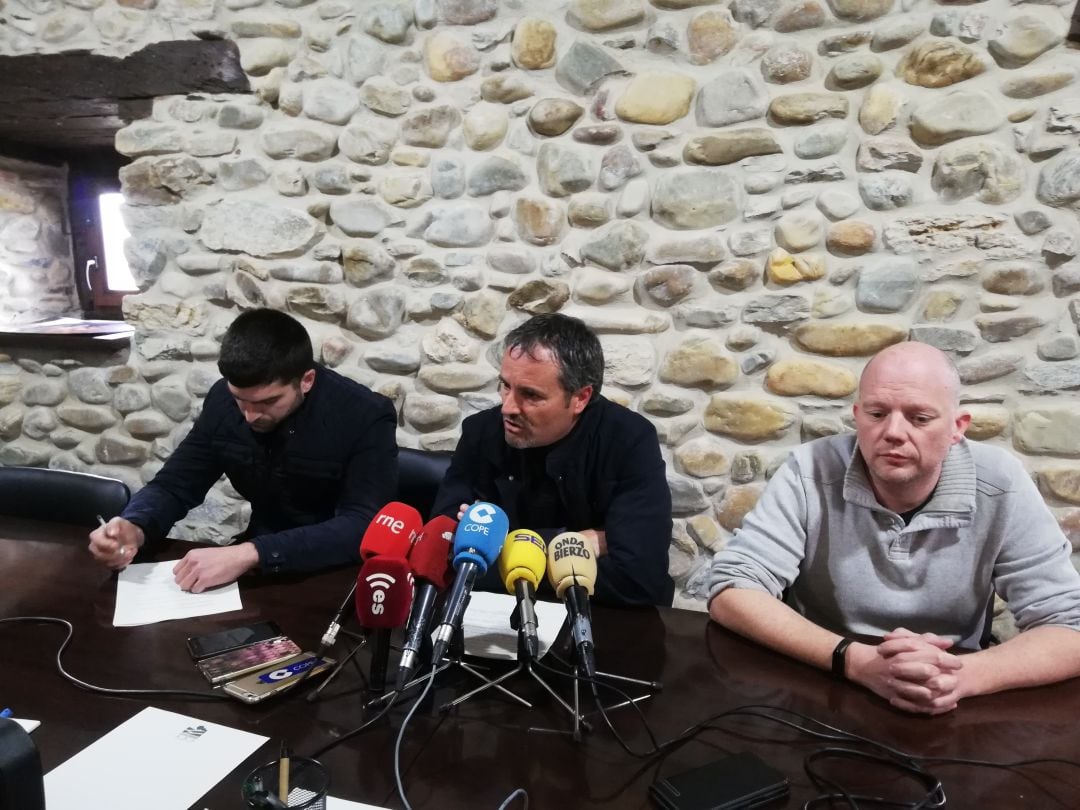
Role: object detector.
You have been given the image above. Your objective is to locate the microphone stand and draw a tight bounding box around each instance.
[306,629,369,703]
[437,607,593,739]
[364,624,530,711]
[547,645,662,721]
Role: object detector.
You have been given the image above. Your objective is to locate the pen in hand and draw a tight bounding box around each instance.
[278,740,291,804]
[97,514,127,558]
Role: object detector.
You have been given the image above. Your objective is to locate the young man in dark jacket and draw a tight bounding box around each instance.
[432,313,674,607]
[88,309,397,593]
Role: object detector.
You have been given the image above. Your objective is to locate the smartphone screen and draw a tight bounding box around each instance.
[223,653,335,704]
[197,637,302,684]
[186,621,283,661]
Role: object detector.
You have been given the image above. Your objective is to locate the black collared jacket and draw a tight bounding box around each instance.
[121,365,397,574]
[432,395,674,607]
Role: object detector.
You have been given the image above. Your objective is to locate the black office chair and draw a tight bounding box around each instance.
[0,466,130,527]
[396,448,453,520]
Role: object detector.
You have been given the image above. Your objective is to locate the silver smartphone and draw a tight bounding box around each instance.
[223,652,335,704]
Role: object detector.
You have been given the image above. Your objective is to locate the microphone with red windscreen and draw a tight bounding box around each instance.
[397,515,457,689]
[319,502,422,650]
[355,555,413,693]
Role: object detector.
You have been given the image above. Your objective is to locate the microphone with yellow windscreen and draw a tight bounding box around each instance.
[498,529,547,659]
[546,532,597,677]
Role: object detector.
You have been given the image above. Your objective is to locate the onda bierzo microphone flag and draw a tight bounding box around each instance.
[547,531,598,679]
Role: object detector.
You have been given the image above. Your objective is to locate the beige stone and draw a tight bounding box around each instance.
[898,41,986,88]
[418,363,497,393]
[922,290,963,322]
[827,221,876,255]
[0,376,23,406]
[1014,407,1080,456]
[514,197,565,246]
[775,212,824,252]
[859,83,904,135]
[965,405,1009,441]
[1057,509,1080,552]
[512,17,557,70]
[687,9,736,65]
[766,359,857,398]
[508,279,570,314]
[675,437,730,479]
[1001,69,1076,100]
[717,485,765,532]
[686,514,724,553]
[766,248,826,284]
[793,323,906,356]
[660,337,739,388]
[463,105,508,150]
[684,130,781,166]
[403,394,460,432]
[456,289,505,339]
[704,396,796,441]
[615,72,696,125]
[769,93,849,125]
[528,99,585,137]
[482,75,533,104]
[424,31,480,82]
[568,0,646,31]
[1041,468,1080,504]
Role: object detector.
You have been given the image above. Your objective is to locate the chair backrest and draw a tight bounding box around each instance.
[396,448,453,521]
[0,466,130,527]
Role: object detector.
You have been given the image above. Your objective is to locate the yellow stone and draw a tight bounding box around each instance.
[766,248,826,285]
[686,514,724,552]
[1041,468,1080,505]
[922,290,963,322]
[704,397,796,441]
[615,72,696,125]
[512,17,557,69]
[674,437,730,478]
[827,221,876,255]
[964,405,1009,441]
[766,359,857,398]
[716,485,764,532]
[793,323,906,356]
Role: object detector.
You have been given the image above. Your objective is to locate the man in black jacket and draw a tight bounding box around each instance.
[432,313,674,607]
[88,309,397,593]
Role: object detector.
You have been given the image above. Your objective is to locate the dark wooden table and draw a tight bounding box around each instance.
[3,517,1079,809]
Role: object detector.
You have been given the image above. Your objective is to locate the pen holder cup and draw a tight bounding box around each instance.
[242,756,329,810]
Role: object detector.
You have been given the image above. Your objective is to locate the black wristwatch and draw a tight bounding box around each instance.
[831,638,854,680]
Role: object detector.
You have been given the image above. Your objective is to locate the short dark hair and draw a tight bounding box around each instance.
[503,313,603,401]
[218,309,314,388]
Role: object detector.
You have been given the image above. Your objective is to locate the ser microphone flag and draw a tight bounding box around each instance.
[431,502,509,664]
[498,529,547,660]
[397,515,457,690]
[547,531,598,679]
[355,555,413,693]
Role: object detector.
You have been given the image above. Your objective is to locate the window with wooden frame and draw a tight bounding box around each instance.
[68,153,137,320]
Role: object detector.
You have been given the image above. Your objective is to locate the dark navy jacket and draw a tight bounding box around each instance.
[432,396,674,607]
[122,365,397,574]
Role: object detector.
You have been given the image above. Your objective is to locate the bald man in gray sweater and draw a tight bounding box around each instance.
[708,342,1080,715]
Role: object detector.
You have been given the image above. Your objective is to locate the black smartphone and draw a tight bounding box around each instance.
[649,752,789,810]
[186,621,284,661]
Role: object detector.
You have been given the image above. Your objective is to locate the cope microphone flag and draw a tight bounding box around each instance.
[431,502,509,664]
[397,515,457,689]
[319,502,421,649]
[547,532,598,678]
[498,529,547,660]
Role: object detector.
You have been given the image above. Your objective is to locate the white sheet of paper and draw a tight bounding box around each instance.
[462,591,567,660]
[44,707,267,810]
[327,799,387,809]
[113,561,242,626]
[14,718,40,733]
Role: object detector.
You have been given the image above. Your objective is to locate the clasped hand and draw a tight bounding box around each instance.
[848,627,965,715]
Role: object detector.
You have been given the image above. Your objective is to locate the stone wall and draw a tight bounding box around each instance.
[1,0,1079,608]
[0,157,78,325]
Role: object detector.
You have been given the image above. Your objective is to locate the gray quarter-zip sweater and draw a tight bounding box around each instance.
[708,434,1080,649]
